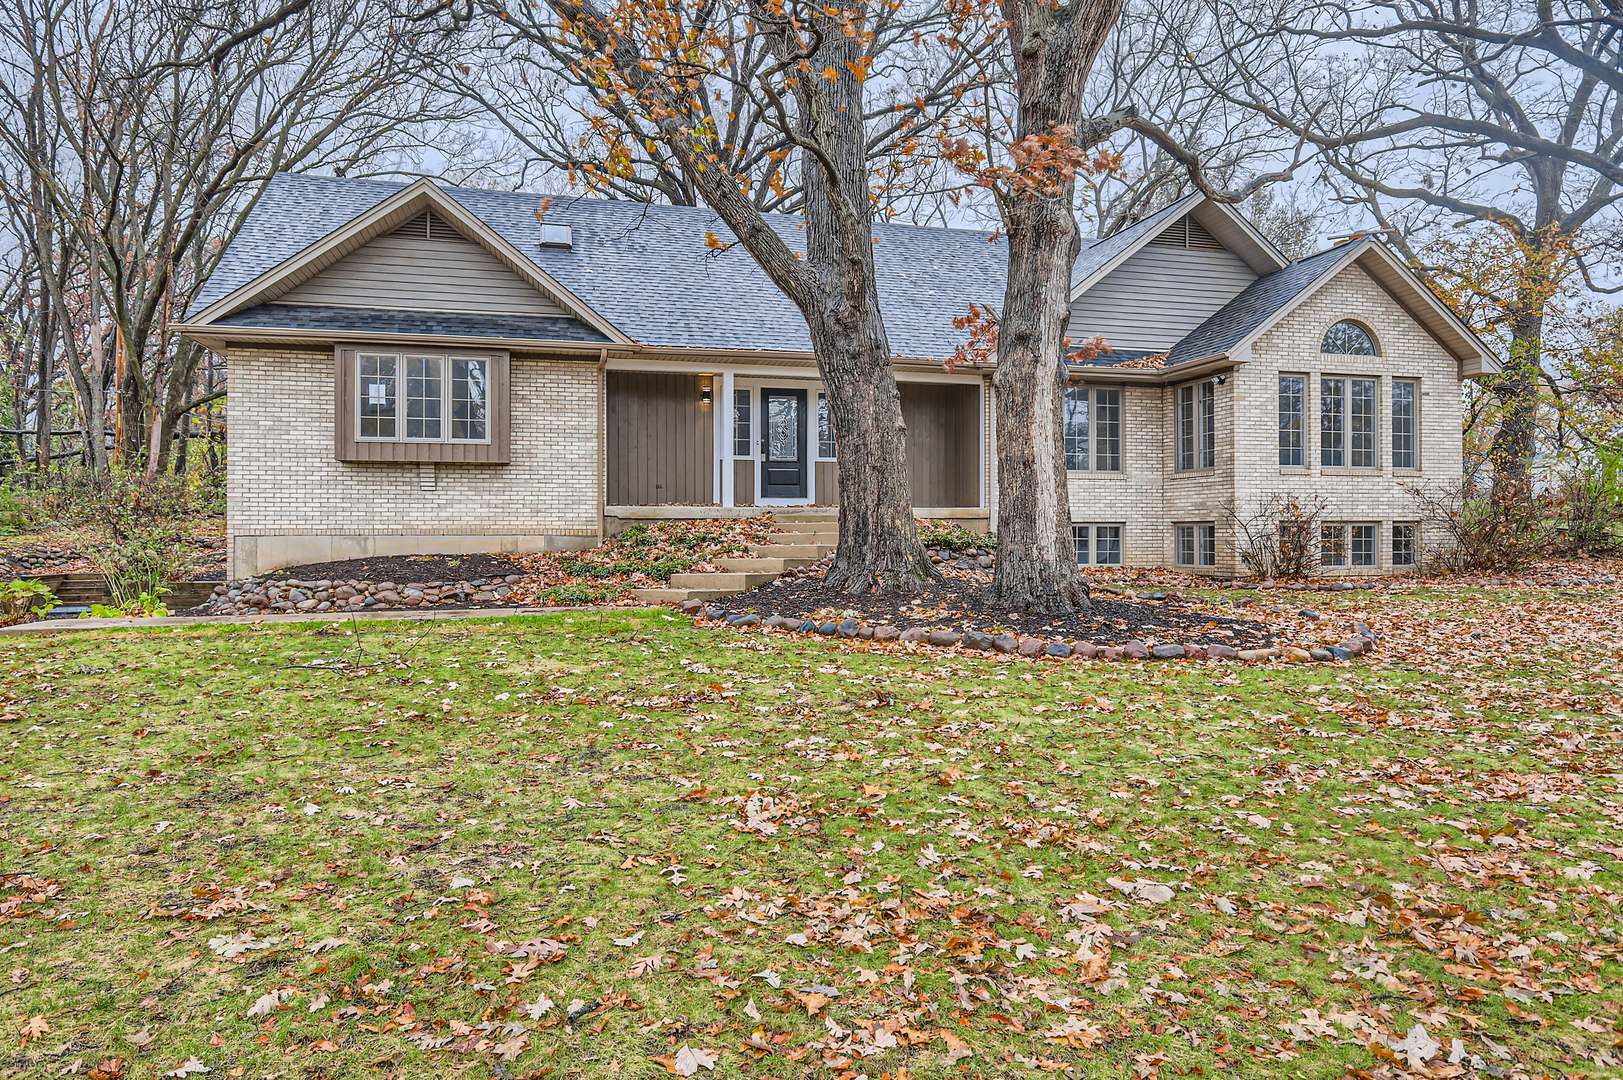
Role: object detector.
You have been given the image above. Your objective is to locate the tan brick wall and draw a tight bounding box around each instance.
[1065,383,1167,566]
[227,347,600,576]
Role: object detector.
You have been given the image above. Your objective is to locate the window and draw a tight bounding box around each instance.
[1064,386,1123,472]
[733,388,752,456]
[1393,523,1417,566]
[1278,375,1305,466]
[1176,524,1217,567]
[1063,386,1089,470]
[1177,381,1215,471]
[1320,377,1345,467]
[817,393,835,458]
[1321,524,1348,568]
[1351,524,1376,567]
[1322,321,1377,355]
[1392,380,1417,469]
[1073,524,1122,565]
[357,352,486,443]
[1350,378,1377,467]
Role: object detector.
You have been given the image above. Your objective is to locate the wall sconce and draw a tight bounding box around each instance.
[1215,373,1227,386]
[700,379,713,405]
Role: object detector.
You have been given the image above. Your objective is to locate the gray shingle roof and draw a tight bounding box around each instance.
[1164,244,1357,367]
[213,303,611,343]
[195,174,1010,359]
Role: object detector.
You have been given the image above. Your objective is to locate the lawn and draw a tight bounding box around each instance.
[2,581,1622,1080]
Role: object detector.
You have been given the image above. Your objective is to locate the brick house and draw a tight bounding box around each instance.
[177,174,1498,580]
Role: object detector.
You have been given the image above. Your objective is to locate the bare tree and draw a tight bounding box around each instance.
[1176,0,1623,503]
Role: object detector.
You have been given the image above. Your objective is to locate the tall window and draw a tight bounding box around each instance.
[1064,386,1123,471]
[1073,524,1122,565]
[733,388,752,456]
[817,393,836,458]
[1392,380,1417,469]
[1350,524,1377,567]
[357,352,487,443]
[1278,375,1305,466]
[1176,524,1216,567]
[1177,381,1215,471]
[1322,321,1377,355]
[1063,386,1089,470]
[1350,378,1377,468]
[1393,523,1417,567]
[1320,377,1345,467]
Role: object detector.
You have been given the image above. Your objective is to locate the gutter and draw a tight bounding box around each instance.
[171,322,613,357]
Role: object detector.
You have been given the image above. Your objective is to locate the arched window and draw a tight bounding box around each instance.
[1321,321,1377,355]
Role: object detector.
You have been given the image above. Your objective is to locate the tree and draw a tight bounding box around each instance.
[424,0,973,592]
[1177,0,1623,503]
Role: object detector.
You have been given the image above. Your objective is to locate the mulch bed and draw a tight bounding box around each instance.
[709,568,1275,648]
[257,553,530,585]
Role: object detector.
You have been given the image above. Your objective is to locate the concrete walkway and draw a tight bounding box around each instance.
[0,604,631,636]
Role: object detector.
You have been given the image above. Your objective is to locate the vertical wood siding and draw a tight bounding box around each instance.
[607,372,715,505]
[814,461,840,506]
[1068,247,1258,352]
[280,233,568,317]
[734,460,756,506]
[900,383,980,507]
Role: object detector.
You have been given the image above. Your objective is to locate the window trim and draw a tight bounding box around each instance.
[1064,385,1124,473]
[815,392,836,461]
[1175,523,1217,568]
[1320,522,1380,571]
[1392,379,1419,471]
[1278,373,1306,468]
[334,344,510,464]
[1176,380,1216,472]
[1320,319,1379,356]
[1073,523,1123,565]
[1392,522,1418,567]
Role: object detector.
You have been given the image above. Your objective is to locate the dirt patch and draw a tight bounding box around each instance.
[256,553,529,586]
[709,567,1274,647]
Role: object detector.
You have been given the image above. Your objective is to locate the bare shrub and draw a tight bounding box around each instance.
[1402,480,1544,573]
[1219,493,1329,579]
[1546,448,1623,556]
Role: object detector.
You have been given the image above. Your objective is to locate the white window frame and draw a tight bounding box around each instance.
[1175,523,1217,567]
[1392,379,1419,470]
[1064,385,1123,473]
[1074,523,1123,565]
[353,351,492,445]
[1176,380,1215,471]
[816,392,836,460]
[1278,374,1306,467]
[1392,522,1418,567]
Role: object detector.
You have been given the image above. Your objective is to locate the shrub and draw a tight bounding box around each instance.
[1403,480,1545,573]
[1219,493,1328,579]
[0,579,55,625]
[539,582,625,605]
[918,521,994,550]
[1547,446,1623,556]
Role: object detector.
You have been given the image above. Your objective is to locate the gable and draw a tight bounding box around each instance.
[1067,216,1259,351]
[274,211,568,318]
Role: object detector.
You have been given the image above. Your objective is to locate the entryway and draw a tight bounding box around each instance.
[760,388,808,499]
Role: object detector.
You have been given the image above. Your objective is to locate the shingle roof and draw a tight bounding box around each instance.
[1164,244,1357,367]
[213,303,611,343]
[195,174,1010,360]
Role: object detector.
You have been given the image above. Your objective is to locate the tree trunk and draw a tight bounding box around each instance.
[1487,305,1543,506]
[989,199,1090,611]
[986,0,1123,612]
[34,306,53,476]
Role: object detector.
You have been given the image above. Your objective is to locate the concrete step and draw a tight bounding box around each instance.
[716,557,810,572]
[775,511,838,521]
[750,543,834,559]
[777,527,839,539]
[668,572,778,590]
[630,586,741,604]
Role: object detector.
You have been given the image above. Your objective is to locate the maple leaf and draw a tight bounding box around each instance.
[628,952,667,976]
[524,993,556,1020]
[672,1044,718,1075]
[245,992,280,1018]
[940,1029,974,1063]
[20,1014,48,1044]
[819,65,839,81]
[790,989,832,1016]
[1388,1025,1441,1071]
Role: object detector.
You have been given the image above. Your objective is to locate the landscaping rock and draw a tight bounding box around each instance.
[1354,620,1377,640]
[1238,647,1278,662]
[817,622,839,636]
[976,555,994,568]
[1336,637,1367,656]
[858,625,874,639]
[1150,643,1185,659]
[730,614,760,627]
[960,630,994,652]
[1281,646,1314,663]
[1299,609,1320,620]
[1017,637,1045,657]
[677,598,703,614]
[927,629,962,647]
[1206,643,1238,660]
[1045,641,1072,658]
[706,606,726,621]
[1072,641,1099,659]
[899,627,929,643]
[992,634,1019,654]
[1122,640,1150,660]
[1325,645,1352,660]
[874,625,901,641]
[837,619,860,638]
[1101,646,1120,661]
[1308,647,1333,661]
[1182,643,1206,659]
[799,619,819,633]
[762,614,785,627]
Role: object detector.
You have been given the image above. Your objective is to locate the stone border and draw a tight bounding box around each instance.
[675,598,1378,663]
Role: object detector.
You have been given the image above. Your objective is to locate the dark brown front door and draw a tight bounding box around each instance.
[761,388,807,499]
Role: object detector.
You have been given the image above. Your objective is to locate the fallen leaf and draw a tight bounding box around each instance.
[672,1043,718,1075]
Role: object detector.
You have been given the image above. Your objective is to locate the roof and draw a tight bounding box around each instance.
[1165,244,1352,367]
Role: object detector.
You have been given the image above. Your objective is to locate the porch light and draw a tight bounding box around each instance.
[700,379,713,405]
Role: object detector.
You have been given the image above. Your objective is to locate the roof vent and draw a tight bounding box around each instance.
[391,209,459,241]
[539,223,573,249]
[1149,214,1223,251]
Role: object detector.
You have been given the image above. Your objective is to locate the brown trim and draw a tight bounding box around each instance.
[334,344,511,464]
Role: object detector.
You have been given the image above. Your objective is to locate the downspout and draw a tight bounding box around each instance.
[597,348,609,546]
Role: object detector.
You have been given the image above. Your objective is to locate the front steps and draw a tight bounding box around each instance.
[629,514,834,604]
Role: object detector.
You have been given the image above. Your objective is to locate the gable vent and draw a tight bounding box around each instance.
[1149,214,1223,251]
[389,209,460,241]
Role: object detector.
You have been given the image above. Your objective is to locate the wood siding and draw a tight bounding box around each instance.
[900,383,979,508]
[734,459,756,506]
[814,461,840,506]
[1068,247,1257,352]
[607,372,715,505]
[333,346,511,464]
[281,232,568,317]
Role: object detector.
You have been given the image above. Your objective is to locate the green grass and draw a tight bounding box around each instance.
[2,592,1621,1079]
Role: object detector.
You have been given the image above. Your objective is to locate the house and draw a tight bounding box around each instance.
[178,174,1499,581]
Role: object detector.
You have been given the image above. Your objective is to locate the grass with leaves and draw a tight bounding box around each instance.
[2,583,1622,1080]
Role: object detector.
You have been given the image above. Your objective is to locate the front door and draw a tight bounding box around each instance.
[760,388,808,499]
